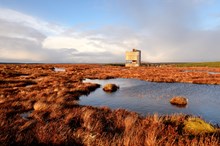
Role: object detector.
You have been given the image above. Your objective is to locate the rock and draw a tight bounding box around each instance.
[33,101,49,111]
[170,96,188,106]
[103,84,119,92]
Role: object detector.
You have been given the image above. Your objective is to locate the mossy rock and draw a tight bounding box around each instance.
[103,84,119,92]
[184,117,216,135]
[170,96,188,106]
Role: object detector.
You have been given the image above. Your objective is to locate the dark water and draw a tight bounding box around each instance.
[80,78,220,124]
[20,110,33,120]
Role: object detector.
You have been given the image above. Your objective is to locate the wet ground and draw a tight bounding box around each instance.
[1,64,220,145]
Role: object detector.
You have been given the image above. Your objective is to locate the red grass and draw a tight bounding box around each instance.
[0,64,220,145]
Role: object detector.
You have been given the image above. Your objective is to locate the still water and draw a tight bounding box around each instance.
[80,78,220,124]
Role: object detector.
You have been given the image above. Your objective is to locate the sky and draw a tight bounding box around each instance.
[0,0,220,63]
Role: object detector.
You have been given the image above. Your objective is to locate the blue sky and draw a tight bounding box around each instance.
[0,0,126,28]
[0,0,220,63]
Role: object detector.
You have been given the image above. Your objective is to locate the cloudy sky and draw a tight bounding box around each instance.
[0,0,220,63]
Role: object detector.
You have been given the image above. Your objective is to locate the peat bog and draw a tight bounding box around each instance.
[1,64,220,145]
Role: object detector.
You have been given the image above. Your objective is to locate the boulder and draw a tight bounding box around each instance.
[103,84,119,92]
[33,101,49,111]
[170,96,188,106]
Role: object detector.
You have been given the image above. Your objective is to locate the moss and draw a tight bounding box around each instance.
[184,117,216,135]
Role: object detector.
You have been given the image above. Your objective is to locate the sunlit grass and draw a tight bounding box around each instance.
[106,62,220,67]
[1,64,220,145]
[184,117,217,135]
[175,62,220,67]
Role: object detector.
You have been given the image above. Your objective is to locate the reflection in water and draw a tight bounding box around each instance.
[80,78,220,124]
[20,110,33,120]
[54,67,65,72]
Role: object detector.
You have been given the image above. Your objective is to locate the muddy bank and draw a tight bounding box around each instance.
[0,64,220,145]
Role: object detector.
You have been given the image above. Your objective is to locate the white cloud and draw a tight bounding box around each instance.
[1,1,220,63]
[114,0,220,62]
[43,36,106,53]
[42,26,140,56]
[0,8,65,35]
[0,48,43,61]
[0,8,129,63]
[0,8,70,63]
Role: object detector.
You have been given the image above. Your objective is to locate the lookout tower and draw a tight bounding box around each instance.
[125,49,141,67]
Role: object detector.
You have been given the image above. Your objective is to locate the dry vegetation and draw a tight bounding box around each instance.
[0,64,220,145]
[170,96,188,107]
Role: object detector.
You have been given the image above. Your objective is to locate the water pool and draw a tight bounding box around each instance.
[80,78,220,124]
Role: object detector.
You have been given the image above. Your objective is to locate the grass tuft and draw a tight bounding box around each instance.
[184,117,216,135]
